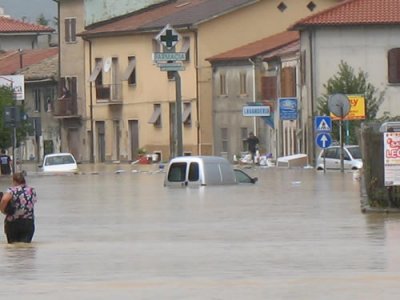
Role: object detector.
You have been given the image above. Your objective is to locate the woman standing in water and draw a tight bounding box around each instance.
[0,172,37,243]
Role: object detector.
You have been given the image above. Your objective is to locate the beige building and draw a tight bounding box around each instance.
[54,0,88,162]
[62,0,343,162]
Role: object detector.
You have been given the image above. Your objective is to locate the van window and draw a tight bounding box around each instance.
[168,163,186,182]
[188,162,199,181]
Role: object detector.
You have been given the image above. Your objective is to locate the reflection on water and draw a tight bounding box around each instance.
[0,165,400,299]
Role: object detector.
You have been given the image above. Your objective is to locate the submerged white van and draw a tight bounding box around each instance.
[164,156,257,187]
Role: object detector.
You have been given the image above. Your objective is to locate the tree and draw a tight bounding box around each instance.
[36,14,49,26]
[0,86,32,150]
[317,61,385,144]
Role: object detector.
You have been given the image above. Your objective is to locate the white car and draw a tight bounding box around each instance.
[41,153,79,173]
[316,145,363,170]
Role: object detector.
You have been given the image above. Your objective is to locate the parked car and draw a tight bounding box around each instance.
[164,156,257,187]
[316,145,363,170]
[40,153,79,173]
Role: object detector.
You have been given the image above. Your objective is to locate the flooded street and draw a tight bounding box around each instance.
[0,164,400,299]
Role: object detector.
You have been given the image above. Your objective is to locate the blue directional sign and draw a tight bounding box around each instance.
[314,116,332,132]
[315,133,332,149]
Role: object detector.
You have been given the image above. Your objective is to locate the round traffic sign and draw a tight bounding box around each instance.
[315,133,332,149]
[328,93,350,118]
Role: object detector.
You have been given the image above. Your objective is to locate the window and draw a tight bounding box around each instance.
[188,162,199,181]
[323,148,338,159]
[152,38,161,53]
[122,56,136,85]
[168,162,186,182]
[43,87,55,112]
[388,48,400,83]
[89,58,103,84]
[261,76,277,100]
[64,18,76,43]
[307,1,316,11]
[300,50,306,86]
[277,2,287,12]
[182,102,192,126]
[148,104,162,127]
[240,72,247,95]
[220,73,227,95]
[167,71,175,80]
[221,128,228,152]
[181,36,190,61]
[34,88,41,112]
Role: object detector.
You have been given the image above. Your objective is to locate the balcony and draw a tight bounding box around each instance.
[96,84,122,104]
[53,96,79,118]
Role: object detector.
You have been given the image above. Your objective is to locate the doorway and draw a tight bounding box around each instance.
[96,121,105,162]
[128,120,139,161]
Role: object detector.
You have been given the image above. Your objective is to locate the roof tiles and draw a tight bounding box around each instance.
[0,16,54,33]
[81,0,256,37]
[291,0,400,28]
[207,31,299,62]
[0,48,58,75]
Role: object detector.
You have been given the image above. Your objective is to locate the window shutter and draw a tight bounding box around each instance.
[281,67,296,97]
[71,18,76,42]
[261,76,277,100]
[388,48,400,83]
[64,20,70,42]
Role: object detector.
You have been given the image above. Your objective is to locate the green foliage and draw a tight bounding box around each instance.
[317,61,385,144]
[0,86,32,150]
[36,14,49,26]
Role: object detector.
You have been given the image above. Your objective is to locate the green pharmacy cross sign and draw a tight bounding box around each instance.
[156,24,181,49]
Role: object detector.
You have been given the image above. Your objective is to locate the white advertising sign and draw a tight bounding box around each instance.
[0,75,25,100]
[384,132,400,186]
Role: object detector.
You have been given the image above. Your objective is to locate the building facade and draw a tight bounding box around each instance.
[291,0,400,164]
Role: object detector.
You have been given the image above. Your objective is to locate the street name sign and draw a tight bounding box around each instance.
[153,52,186,62]
[243,105,270,117]
[158,63,185,72]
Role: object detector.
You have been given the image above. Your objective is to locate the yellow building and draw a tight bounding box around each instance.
[78,0,342,162]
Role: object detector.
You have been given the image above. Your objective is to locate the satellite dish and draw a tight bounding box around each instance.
[328,93,350,118]
[103,57,112,72]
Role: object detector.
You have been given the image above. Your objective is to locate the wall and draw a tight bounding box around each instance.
[197,0,339,155]
[86,32,198,161]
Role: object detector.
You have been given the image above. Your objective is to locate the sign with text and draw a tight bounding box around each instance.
[330,94,365,121]
[384,132,400,186]
[0,75,24,100]
[279,98,298,120]
[243,105,270,117]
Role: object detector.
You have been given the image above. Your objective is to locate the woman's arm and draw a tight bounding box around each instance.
[0,192,12,214]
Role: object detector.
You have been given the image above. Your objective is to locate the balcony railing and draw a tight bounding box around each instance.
[53,96,78,117]
[96,84,122,104]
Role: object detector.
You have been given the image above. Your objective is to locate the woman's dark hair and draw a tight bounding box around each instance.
[13,172,26,185]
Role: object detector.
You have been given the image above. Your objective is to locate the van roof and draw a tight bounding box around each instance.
[169,156,230,164]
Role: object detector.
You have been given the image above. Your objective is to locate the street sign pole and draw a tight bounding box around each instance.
[174,72,183,157]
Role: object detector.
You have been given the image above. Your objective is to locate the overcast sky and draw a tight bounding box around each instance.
[0,0,56,24]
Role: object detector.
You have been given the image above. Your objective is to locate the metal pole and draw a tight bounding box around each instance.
[12,126,16,173]
[340,118,344,173]
[174,71,183,157]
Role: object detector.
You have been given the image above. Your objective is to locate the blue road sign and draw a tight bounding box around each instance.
[279,98,298,120]
[315,133,332,149]
[314,116,332,132]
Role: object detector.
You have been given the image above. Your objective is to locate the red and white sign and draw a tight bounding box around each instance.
[384,132,400,186]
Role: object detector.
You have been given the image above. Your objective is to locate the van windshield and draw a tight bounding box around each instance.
[168,163,186,182]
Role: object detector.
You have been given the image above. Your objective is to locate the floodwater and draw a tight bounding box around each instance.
[0,164,400,299]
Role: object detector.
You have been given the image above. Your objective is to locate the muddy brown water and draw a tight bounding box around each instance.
[0,164,399,299]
